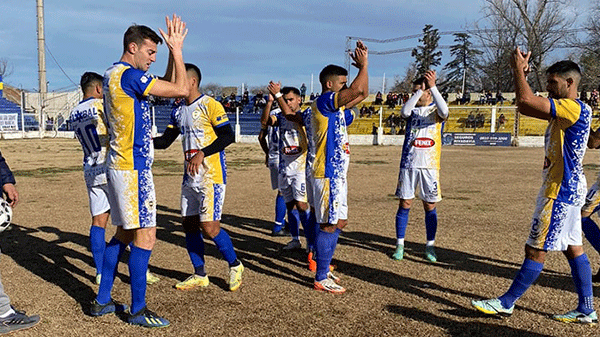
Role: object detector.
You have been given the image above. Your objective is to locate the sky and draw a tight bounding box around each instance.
[0,0,590,94]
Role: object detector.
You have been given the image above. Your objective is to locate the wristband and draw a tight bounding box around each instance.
[275,92,283,99]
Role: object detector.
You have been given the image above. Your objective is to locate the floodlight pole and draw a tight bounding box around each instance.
[37,0,47,137]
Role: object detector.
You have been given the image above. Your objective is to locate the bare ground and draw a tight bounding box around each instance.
[0,138,600,336]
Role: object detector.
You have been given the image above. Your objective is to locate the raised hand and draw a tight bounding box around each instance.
[268,81,281,96]
[510,47,531,74]
[159,14,188,53]
[350,40,368,69]
[424,70,436,89]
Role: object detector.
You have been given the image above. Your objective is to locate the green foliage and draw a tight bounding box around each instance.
[443,33,483,92]
[411,25,442,76]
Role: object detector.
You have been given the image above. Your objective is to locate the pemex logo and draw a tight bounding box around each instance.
[413,138,435,148]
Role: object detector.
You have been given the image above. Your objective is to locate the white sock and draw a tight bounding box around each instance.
[396,238,405,246]
[426,240,435,247]
[0,308,15,318]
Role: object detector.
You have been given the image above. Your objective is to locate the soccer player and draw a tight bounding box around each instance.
[579,127,600,282]
[392,70,449,263]
[90,16,190,328]
[264,83,316,254]
[310,40,368,293]
[258,96,294,237]
[153,63,244,292]
[472,48,597,324]
[69,72,110,285]
[70,73,160,286]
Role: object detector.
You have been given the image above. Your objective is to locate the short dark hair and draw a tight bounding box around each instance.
[185,63,202,87]
[412,76,426,86]
[80,72,103,94]
[123,24,162,52]
[281,86,300,96]
[546,60,581,76]
[319,64,348,85]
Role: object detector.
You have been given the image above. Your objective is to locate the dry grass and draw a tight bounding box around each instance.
[0,138,599,336]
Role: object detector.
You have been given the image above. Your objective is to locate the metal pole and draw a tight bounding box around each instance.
[20,91,25,138]
[382,73,386,94]
[151,106,157,136]
[310,73,313,95]
[235,106,241,142]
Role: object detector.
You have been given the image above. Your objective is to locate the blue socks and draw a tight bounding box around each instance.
[299,209,316,251]
[274,194,286,231]
[287,208,300,239]
[96,237,127,305]
[315,228,341,281]
[499,258,543,309]
[128,245,151,315]
[425,209,437,242]
[212,229,238,266]
[569,254,594,315]
[395,207,410,240]
[582,217,600,253]
[185,230,206,276]
[90,226,106,275]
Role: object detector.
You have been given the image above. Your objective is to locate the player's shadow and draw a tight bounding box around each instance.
[0,224,97,313]
[154,209,314,289]
[339,229,586,297]
[385,306,552,337]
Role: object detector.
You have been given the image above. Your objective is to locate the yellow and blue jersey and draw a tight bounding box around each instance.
[400,104,445,170]
[103,62,157,171]
[310,92,354,179]
[168,95,229,186]
[541,98,591,206]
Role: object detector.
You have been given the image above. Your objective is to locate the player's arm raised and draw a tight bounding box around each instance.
[337,40,368,109]
[149,15,189,98]
[511,47,551,121]
[260,88,277,128]
[425,70,449,119]
[269,81,303,125]
[401,90,421,118]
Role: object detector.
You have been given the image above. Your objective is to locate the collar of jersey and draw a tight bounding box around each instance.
[187,94,205,106]
[79,96,96,105]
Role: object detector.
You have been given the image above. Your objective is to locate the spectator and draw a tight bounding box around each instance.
[478,91,486,105]
[374,91,383,105]
[241,90,249,105]
[253,91,266,113]
[497,113,506,130]
[309,92,315,101]
[476,110,485,128]
[466,111,475,128]
[496,91,505,105]
[372,123,378,135]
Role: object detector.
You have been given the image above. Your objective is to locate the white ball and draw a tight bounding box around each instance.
[0,199,13,232]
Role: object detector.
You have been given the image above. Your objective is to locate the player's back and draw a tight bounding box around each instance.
[69,97,109,186]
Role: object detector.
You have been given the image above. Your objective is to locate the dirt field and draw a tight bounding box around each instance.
[1,138,600,336]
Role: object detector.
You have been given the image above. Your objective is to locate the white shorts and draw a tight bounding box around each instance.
[278,171,307,204]
[269,163,279,190]
[582,181,600,215]
[395,168,442,203]
[88,183,110,217]
[526,197,582,251]
[107,168,156,230]
[313,177,348,225]
[181,183,226,222]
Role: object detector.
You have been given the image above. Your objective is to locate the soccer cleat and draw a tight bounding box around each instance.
[229,262,244,292]
[0,308,40,334]
[272,224,286,236]
[392,244,404,260]
[314,278,346,294]
[552,310,598,324]
[282,239,301,250]
[146,270,160,285]
[95,273,102,285]
[425,246,437,262]
[175,274,209,290]
[471,298,513,316]
[90,299,129,317]
[127,307,170,328]
[327,271,340,283]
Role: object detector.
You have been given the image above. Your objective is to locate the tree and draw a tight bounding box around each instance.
[443,33,483,93]
[391,63,418,93]
[574,0,600,91]
[478,0,577,91]
[411,25,442,76]
[0,59,13,78]
[201,83,224,96]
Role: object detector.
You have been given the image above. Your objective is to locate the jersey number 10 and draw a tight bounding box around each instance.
[76,124,101,155]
